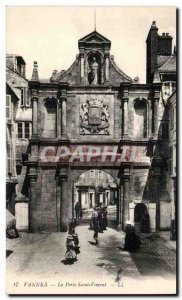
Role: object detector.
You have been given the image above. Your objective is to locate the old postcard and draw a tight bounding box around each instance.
[6,6,177,295]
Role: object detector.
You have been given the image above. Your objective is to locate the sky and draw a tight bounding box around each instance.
[6,6,176,83]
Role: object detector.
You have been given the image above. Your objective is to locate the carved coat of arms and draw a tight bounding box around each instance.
[80,98,110,135]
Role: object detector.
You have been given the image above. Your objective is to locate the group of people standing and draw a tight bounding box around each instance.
[65,204,142,264]
[90,206,108,244]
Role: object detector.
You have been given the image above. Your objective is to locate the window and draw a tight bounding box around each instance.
[161,121,169,140]
[162,81,176,100]
[20,88,29,107]
[18,123,23,138]
[25,123,30,139]
[6,95,11,120]
[17,122,32,139]
[21,88,24,106]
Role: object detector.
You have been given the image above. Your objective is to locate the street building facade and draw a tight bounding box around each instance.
[6,54,31,231]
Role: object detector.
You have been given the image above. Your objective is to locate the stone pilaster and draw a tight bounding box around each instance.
[121,164,131,230]
[152,82,161,138]
[105,52,110,83]
[58,82,69,141]
[58,163,69,232]
[31,95,38,137]
[120,83,130,139]
[152,156,162,230]
[123,98,129,137]
[80,52,85,84]
[29,61,40,139]
[57,98,62,138]
[27,161,38,232]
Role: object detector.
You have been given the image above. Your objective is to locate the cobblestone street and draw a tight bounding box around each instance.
[6,224,176,294]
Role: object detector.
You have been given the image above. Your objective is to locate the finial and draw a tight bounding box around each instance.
[50,70,58,82]
[94,9,96,31]
[31,61,39,81]
[151,21,157,29]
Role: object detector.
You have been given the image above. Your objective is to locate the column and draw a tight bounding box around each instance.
[105,52,109,83]
[153,98,159,137]
[56,178,61,231]
[28,165,37,232]
[123,98,129,137]
[152,85,160,138]
[57,100,62,138]
[117,188,122,229]
[59,164,68,232]
[32,97,38,136]
[152,158,162,230]
[59,82,69,140]
[121,167,131,230]
[80,52,84,84]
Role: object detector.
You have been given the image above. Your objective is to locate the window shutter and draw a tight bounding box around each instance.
[6,95,11,119]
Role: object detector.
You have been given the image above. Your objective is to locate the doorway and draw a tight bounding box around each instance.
[134,203,150,233]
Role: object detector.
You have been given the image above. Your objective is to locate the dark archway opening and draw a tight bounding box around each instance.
[134,203,150,233]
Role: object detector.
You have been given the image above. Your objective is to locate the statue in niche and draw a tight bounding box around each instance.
[88,56,99,85]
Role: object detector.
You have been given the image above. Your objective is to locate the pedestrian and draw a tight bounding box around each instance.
[90,207,98,230]
[75,202,80,220]
[68,218,76,234]
[98,207,104,233]
[65,235,77,264]
[103,206,108,230]
[92,207,99,244]
[123,222,141,252]
[93,218,99,245]
[72,232,80,257]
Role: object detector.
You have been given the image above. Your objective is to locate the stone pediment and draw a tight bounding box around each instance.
[78,30,111,49]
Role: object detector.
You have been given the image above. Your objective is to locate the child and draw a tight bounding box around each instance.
[65,235,77,264]
[72,233,80,257]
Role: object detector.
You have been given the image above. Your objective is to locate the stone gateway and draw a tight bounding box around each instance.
[26,26,173,233]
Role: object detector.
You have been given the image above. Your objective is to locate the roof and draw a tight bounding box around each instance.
[159,54,176,73]
[78,30,111,44]
[6,54,26,65]
[6,82,19,100]
[157,55,171,68]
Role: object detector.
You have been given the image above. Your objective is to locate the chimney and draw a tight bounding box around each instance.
[31,61,39,81]
[157,32,173,56]
[146,21,159,83]
[146,21,173,83]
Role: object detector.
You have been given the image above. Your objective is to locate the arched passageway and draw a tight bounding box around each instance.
[73,169,119,224]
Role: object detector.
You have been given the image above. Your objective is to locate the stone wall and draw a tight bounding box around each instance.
[31,167,58,232]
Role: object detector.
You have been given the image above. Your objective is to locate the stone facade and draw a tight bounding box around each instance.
[168,91,176,239]
[18,22,176,233]
[6,55,31,230]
